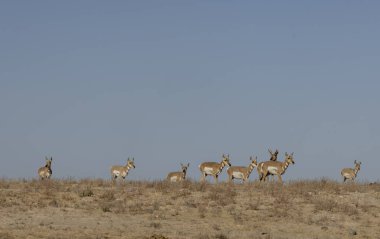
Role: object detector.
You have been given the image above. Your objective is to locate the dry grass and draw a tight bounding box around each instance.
[0,179,379,238]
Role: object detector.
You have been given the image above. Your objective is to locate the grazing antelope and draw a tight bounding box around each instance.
[167,163,190,182]
[341,160,362,182]
[110,158,136,181]
[227,156,258,183]
[38,157,53,180]
[260,152,295,183]
[199,154,231,183]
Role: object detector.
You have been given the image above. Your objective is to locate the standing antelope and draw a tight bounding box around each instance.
[110,158,136,181]
[257,149,279,180]
[269,149,279,161]
[341,160,362,182]
[260,152,295,183]
[227,156,258,183]
[199,154,231,183]
[38,156,53,180]
[167,163,190,182]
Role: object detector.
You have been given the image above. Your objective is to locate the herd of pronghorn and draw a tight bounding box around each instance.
[38,149,362,183]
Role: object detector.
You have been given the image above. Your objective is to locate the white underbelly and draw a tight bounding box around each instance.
[170,176,179,182]
[268,166,279,175]
[232,172,244,179]
[204,167,215,175]
[113,170,121,176]
[343,173,353,178]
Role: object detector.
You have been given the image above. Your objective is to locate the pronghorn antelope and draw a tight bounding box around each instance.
[110,158,135,181]
[257,149,279,180]
[341,160,362,182]
[269,149,279,161]
[260,152,295,183]
[227,156,258,183]
[199,154,231,183]
[167,163,190,182]
[38,157,53,180]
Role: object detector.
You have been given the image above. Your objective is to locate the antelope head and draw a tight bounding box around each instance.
[181,163,190,173]
[268,149,279,160]
[354,160,361,170]
[222,154,231,167]
[249,156,258,167]
[285,152,295,165]
[127,157,136,169]
[45,156,52,168]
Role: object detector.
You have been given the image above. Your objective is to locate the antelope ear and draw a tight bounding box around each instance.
[354,160,357,164]
[132,158,134,161]
[181,163,184,167]
[285,152,288,156]
[187,163,190,167]
[291,152,294,156]
[50,157,53,161]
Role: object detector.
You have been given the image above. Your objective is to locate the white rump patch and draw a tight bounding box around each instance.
[40,171,51,178]
[112,170,121,177]
[268,166,279,175]
[203,167,215,175]
[232,172,244,179]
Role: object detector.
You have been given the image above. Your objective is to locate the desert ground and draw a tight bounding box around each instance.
[0,179,379,239]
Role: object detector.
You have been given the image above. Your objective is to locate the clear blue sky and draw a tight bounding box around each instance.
[1,1,379,181]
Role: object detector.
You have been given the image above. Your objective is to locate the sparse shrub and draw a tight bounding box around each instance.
[205,186,236,206]
[147,234,169,239]
[212,224,221,231]
[195,182,207,192]
[99,191,115,201]
[0,180,11,189]
[313,197,358,216]
[149,222,162,229]
[78,187,94,197]
[198,204,207,218]
[184,198,198,208]
[153,201,160,211]
[48,199,59,207]
[100,202,112,212]
[273,190,290,206]
[215,233,228,239]
[129,201,145,215]
[36,199,47,208]
[153,181,171,193]
[314,198,338,212]
[247,196,261,210]
[0,232,15,239]
[197,233,211,239]
[171,189,191,200]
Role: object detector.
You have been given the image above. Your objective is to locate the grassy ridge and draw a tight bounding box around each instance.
[0,179,379,239]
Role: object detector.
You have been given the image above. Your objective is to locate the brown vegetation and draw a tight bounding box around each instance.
[0,179,379,239]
